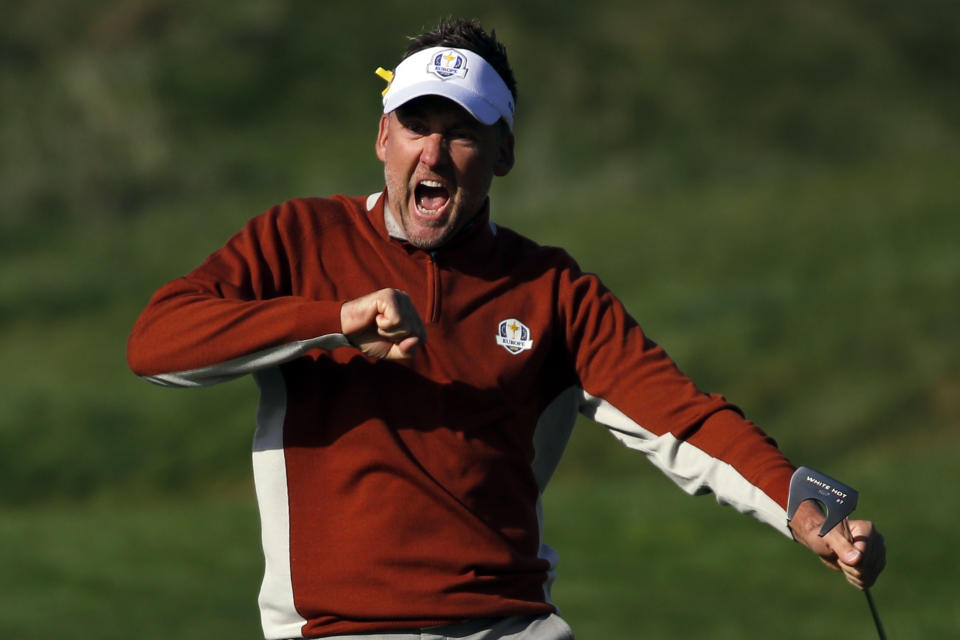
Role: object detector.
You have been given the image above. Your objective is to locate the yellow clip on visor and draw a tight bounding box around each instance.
[375,67,394,97]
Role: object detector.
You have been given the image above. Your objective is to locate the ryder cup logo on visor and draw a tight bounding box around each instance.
[496,319,534,355]
[428,49,469,80]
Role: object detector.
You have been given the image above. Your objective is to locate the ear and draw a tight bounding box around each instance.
[375,114,390,163]
[493,130,515,177]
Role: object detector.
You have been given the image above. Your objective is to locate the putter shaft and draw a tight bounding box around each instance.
[841,519,887,640]
[865,588,886,639]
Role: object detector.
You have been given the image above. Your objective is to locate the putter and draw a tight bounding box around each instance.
[787,466,886,639]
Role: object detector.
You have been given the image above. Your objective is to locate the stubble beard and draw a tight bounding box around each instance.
[384,171,484,251]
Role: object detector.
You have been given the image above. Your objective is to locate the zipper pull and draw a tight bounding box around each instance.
[426,250,440,322]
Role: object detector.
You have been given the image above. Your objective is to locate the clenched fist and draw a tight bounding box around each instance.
[340,288,427,360]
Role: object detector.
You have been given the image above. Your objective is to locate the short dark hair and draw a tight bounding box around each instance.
[403,17,518,106]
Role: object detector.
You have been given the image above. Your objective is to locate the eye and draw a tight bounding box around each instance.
[449,128,480,144]
[399,116,429,136]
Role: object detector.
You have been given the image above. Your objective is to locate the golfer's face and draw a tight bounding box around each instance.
[376,96,513,250]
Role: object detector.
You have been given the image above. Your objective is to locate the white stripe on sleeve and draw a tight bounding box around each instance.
[142,333,350,387]
[580,392,791,537]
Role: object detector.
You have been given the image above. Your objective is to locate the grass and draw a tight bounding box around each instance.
[0,492,263,639]
[545,421,957,638]
[2,0,958,637]
[1,432,955,638]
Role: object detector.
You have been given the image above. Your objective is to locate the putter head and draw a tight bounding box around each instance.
[786,466,859,537]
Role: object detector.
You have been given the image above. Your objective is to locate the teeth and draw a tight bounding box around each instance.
[420,180,443,188]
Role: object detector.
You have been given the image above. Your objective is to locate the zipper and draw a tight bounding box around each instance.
[426,251,441,323]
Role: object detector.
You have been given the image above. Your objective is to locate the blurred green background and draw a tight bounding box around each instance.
[2,1,957,637]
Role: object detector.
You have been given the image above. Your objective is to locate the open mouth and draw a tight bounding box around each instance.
[415,180,450,215]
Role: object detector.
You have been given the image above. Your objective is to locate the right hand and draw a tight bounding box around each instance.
[339,289,426,360]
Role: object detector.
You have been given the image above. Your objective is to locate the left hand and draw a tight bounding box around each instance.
[788,499,887,590]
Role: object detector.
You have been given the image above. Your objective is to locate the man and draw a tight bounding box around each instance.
[128,18,885,640]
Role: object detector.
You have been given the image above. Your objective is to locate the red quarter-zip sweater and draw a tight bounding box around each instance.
[128,191,796,638]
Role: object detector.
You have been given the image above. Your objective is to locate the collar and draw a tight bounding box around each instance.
[383,200,407,240]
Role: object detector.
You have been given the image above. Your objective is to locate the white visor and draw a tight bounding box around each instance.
[381,46,515,131]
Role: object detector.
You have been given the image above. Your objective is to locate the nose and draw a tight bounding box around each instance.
[419,133,450,169]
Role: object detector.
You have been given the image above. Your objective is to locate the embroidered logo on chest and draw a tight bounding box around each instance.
[496,318,534,355]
